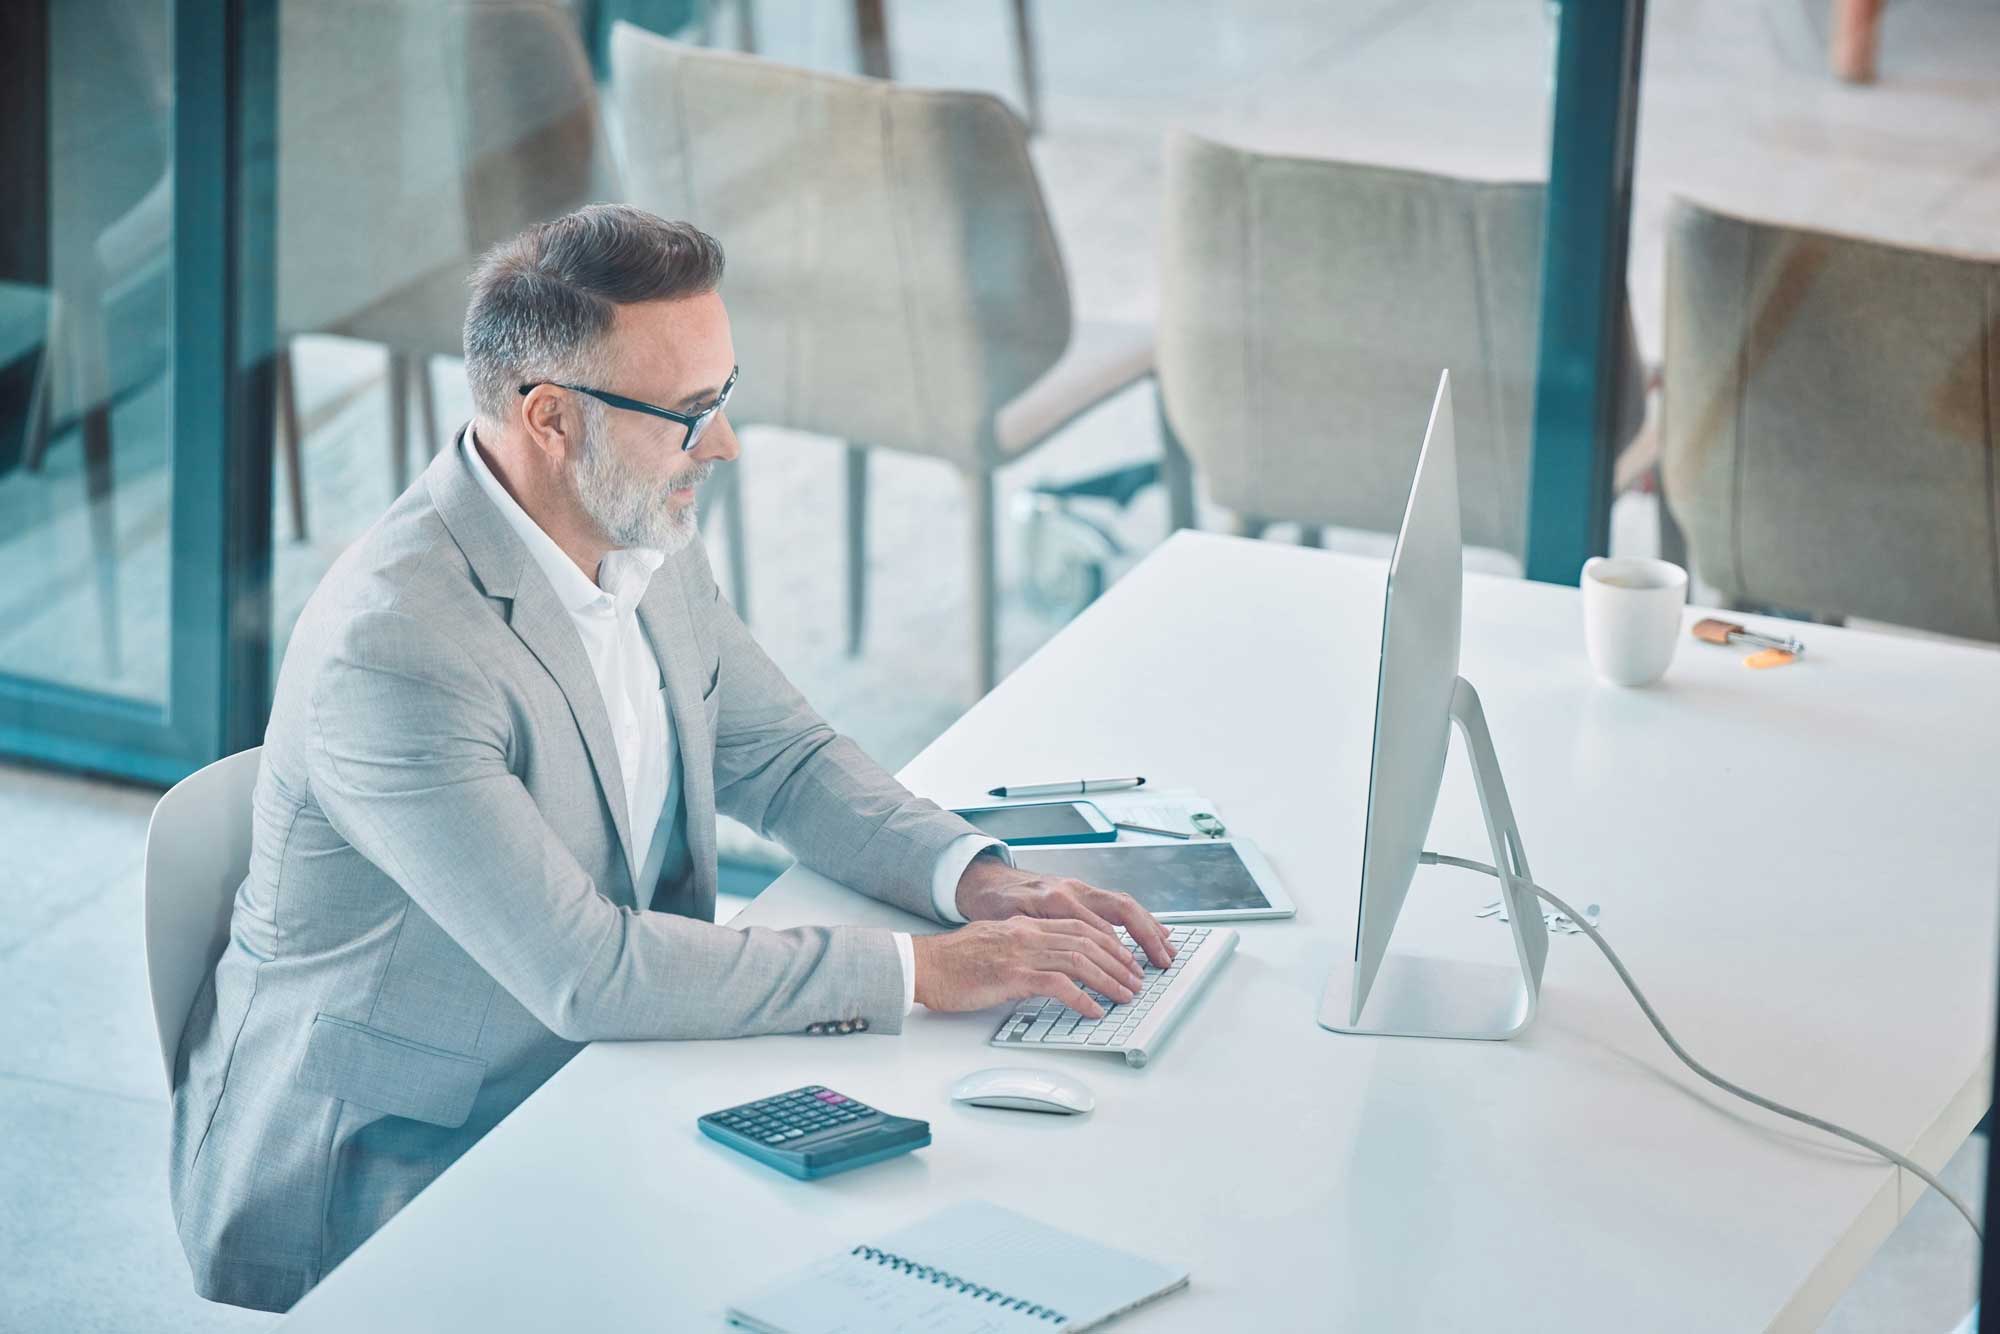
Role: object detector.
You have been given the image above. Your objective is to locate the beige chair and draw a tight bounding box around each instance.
[274,0,619,537]
[609,24,1154,694]
[143,747,261,1089]
[1662,199,2000,642]
[1156,130,1647,564]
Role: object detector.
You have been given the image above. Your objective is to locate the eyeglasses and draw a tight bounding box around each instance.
[517,365,737,452]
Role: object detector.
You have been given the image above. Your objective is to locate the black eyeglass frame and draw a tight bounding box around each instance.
[517,366,737,452]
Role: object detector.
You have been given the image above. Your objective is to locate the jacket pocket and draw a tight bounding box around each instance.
[295,1013,486,1129]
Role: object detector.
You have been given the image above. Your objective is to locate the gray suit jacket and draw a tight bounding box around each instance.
[169,438,973,1311]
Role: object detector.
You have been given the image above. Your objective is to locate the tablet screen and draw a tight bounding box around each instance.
[958,804,1098,841]
[1010,842,1273,915]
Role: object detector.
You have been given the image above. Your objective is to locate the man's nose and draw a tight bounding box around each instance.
[695,412,741,464]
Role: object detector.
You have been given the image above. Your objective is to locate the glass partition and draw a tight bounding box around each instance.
[0,0,174,705]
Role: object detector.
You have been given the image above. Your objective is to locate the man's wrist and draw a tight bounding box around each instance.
[952,845,1020,920]
[909,933,939,1010]
[932,836,1010,923]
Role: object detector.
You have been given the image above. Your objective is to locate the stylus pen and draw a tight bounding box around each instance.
[1114,821,1192,840]
[986,776,1146,798]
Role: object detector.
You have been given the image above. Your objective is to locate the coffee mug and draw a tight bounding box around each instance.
[1581,556,1688,686]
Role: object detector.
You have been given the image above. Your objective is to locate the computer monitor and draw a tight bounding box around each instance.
[1316,371,1550,1040]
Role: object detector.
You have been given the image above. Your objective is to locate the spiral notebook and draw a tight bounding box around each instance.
[726,1201,1188,1333]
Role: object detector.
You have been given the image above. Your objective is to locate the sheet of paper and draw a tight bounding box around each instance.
[1084,788,1227,842]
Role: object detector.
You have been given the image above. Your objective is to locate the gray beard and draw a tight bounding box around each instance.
[571,413,710,553]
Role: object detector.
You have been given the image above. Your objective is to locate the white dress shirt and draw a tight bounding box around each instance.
[465,432,1001,1013]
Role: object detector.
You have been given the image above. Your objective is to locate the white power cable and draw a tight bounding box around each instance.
[1420,851,1985,1242]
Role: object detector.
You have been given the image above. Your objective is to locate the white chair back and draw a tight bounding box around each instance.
[143,747,262,1090]
[1662,198,2000,642]
[1158,130,1645,559]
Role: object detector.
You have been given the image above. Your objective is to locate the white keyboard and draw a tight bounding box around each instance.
[988,924,1238,1068]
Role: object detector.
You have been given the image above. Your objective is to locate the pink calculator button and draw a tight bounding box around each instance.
[814,1091,847,1104]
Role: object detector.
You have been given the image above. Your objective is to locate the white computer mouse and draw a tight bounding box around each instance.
[950,1067,1095,1115]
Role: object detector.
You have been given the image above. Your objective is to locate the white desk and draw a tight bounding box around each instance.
[281,533,1998,1332]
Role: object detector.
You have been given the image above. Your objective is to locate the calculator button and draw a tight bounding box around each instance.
[814,1091,848,1105]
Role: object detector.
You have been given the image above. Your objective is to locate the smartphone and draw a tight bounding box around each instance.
[950,800,1117,846]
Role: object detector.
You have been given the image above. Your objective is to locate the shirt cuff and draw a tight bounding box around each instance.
[930,834,1012,925]
[892,931,916,1016]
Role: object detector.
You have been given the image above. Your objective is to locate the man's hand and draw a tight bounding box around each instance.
[953,853,1176,969]
[910,918,1148,1018]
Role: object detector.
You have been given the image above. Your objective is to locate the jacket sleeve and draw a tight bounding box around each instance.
[687,551,978,922]
[306,607,907,1042]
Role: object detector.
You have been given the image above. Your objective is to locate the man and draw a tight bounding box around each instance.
[169,205,1173,1312]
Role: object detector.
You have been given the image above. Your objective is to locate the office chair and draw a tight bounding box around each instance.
[142,747,261,1090]
[276,0,619,534]
[1157,130,1650,564]
[1662,198,2000,642]
[609,24,1156,694]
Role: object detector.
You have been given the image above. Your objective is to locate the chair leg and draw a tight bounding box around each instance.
[417,354,442,458]
[276,344,307,541]
[82,399,121,675]
[854,0,891,78]
[22,297,59,474]
[1011,0,1043,134]
[845,443,867,656]
[21,341,53,476]
[968,468,998,696]
[1234,514,1269,540]
[1158,388,1196,534]
[387,349,411,496]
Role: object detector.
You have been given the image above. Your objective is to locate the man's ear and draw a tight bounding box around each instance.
[518,385,579,466]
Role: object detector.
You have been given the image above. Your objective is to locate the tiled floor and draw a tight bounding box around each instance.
[3,0,1995,1329]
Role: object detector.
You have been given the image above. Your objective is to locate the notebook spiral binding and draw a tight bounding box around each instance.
[850,1244,1067,1324]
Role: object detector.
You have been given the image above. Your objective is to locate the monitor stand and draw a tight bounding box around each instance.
[1318,677,1550,1041]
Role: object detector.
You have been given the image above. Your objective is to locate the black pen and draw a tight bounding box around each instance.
[987,776,1146,799]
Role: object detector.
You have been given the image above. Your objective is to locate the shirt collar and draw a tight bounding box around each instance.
[463,427,664,617]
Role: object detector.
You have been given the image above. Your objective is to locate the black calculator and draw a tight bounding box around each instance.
[697,1085,930,1180]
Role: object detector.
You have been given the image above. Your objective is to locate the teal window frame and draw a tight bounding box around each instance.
[1525,0,1649,585]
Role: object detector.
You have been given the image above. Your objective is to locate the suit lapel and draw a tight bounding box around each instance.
[506,576,641,903]
[638,557,718,922]
[426,433,642,908]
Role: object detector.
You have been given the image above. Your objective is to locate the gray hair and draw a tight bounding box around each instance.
[462,204,726,422]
